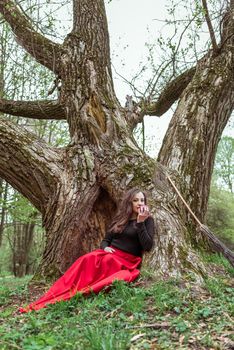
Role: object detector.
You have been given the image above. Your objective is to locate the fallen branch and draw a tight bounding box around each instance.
[126,322,170,329]
[167,175,234,268]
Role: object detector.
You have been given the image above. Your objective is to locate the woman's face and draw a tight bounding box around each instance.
[132,192,145,215]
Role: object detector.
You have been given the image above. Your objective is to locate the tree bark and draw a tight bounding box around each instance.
[158,45,234,223]
[0,99,65,120]
[0,119,64,213]
[141,66,196,117]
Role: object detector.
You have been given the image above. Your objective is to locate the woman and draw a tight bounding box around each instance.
[19,188,155,312]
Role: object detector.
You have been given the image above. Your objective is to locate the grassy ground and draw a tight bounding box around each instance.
[0,254,233,350]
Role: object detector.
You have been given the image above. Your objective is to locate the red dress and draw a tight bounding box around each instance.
[19,247,141,313]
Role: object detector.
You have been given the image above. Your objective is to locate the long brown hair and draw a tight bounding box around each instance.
[108,188,147,233]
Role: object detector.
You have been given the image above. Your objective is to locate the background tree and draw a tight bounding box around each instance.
[207,186,234,249]
[212,136,234,193]
[206,135,234,250]
[0,0,233,281]
[7,194,38,277]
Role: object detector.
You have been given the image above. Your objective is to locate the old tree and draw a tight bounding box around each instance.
[0,0,233,280]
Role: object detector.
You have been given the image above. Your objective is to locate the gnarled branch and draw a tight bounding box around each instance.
[142,66,196,117]
[0,99,66,119]
[0,0,63,73]
[127,66,196,129]
[0,118,64,212]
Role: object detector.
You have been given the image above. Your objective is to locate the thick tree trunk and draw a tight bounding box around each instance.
[34,143,207,281]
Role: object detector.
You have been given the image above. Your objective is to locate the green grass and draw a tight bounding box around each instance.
[0,258,233,350]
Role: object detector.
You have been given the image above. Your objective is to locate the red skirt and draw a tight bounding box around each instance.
[19,248,141,313]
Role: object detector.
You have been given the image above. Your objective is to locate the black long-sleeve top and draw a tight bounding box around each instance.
[100,216,155,257]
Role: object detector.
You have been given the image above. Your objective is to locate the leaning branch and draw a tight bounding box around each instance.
[125,66,196,130]
[0,0,62,73]
[0,99,66,119]
[167,175,234,267]
[201,0,219,52]
[141,66,196,117]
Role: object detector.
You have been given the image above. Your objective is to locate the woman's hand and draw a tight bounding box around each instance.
[104,247,115,253]
[137,205,150,223]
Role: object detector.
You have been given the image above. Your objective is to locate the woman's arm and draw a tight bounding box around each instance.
[100,231,114,250]
[136,216,155,251]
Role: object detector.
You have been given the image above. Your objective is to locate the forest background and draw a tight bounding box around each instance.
[0,0,233,278]
[0,1,233,349]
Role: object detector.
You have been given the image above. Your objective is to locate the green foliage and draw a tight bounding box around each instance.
[0,276,30,306]
[7,193,37,223]
[0,257,233,350]
[206,135,234,250]
[213,136,234,193]
[201,252,234,277]
[149,280,186,313]
[207,185,234,248]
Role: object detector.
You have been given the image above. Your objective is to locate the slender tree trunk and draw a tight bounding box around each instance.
[12,216,36,277]
[0,179,8,246]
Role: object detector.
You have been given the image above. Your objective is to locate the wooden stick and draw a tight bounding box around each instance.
[166,174,234,266]
[166,174,203,226]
